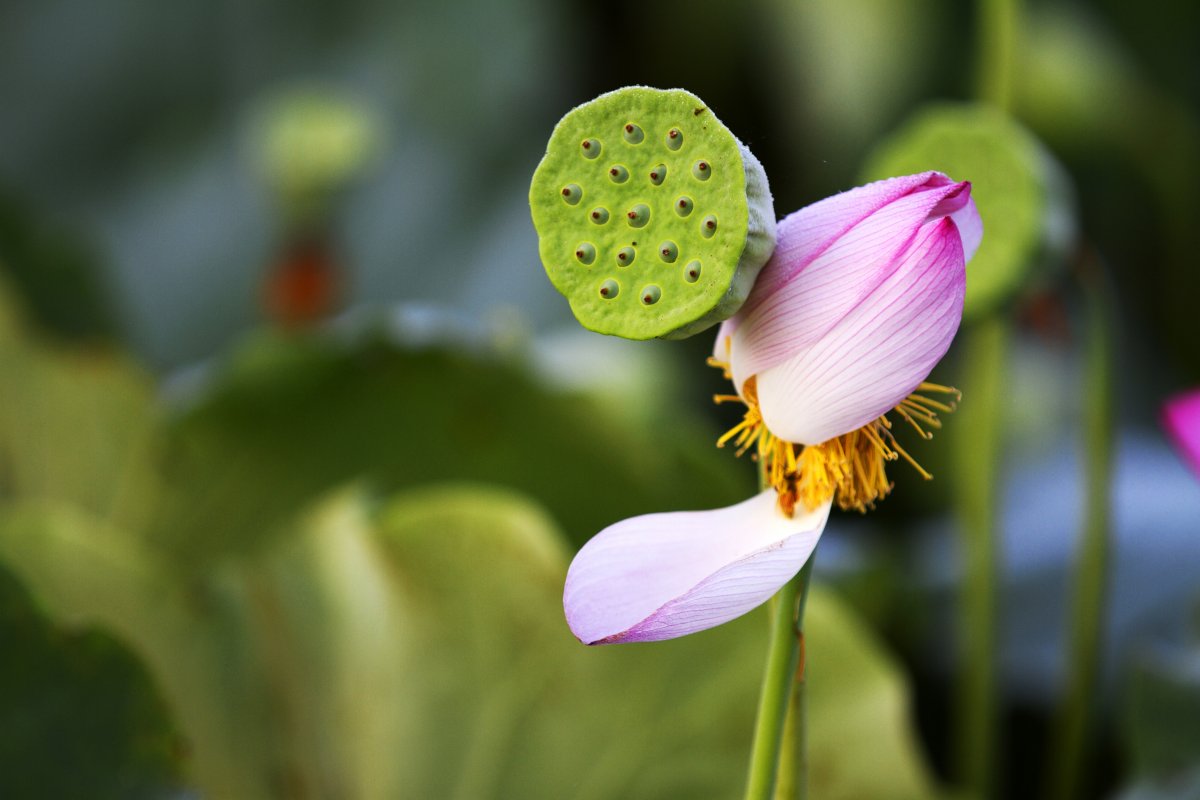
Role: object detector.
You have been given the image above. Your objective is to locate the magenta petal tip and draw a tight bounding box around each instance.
[1164,389,1200,477]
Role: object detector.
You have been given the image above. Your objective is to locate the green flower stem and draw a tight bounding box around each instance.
[976,0,1019,111]
[773,640,805,800]
[744,556,816,800]
[954,316,1009,798]
[1048,257,1115,800]
[957,0,1020,794]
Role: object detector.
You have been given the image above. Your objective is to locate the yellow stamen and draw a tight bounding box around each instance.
[710,364,958,516]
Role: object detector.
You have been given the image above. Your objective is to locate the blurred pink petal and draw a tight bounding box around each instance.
[564,491,831,645]
[1164,389,1200,477]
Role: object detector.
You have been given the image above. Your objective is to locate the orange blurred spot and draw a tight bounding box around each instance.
[262,236,340,328]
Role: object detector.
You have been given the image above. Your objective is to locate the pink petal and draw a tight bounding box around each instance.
[563,491,831,645]
[756,216,966,445]
[1164,389,1200,477]
[727,175,975,396]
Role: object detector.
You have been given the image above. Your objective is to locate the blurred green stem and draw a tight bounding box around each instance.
[955,316,1009,798]
[956,0,1020,795]
[1048,256,1115,800]
[745,555,815,800]
[977,0,1018,110]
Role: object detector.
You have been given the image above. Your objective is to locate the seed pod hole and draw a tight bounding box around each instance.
[641,285,662,305]
[684,260,702,283]
[608,164,629,183]
[675,196,694,217]
[616,246,636,266]
[561,184,582,205]
[649,164,667,186]
[623,123,644,144]
[599,279,619,299]
[575,243,596,265]
[626,204,650,228]
[590,207,610,225]
[581,138,601,159]
[665,128,683,150]
[692,160,711,181]
[659,241,678,263]
[701,215,718,238]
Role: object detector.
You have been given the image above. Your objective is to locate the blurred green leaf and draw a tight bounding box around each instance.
[151,329,753,564]
[0,559,180,800]
[0,333,160,533]
[0,484,941,799]
[863,103,1074,318]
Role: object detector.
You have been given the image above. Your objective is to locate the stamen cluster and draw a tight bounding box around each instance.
[711,358,959,516]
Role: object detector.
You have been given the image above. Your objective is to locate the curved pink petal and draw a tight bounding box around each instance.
[1163,389,1200,477]
[756,216,966,445]
[563,491,831,645]
[728,175,975,396]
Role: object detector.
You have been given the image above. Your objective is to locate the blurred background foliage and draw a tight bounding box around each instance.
[0,0,1198,798]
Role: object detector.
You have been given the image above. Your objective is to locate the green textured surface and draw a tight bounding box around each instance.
[530,87,753,339]
[863,104,1052,318]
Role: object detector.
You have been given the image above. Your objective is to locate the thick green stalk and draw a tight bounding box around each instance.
[1048,262,1115,800]
[744,556,815,800]
[954,317,1009,798]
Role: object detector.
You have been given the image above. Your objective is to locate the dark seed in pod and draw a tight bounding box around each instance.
[560,184,582,205]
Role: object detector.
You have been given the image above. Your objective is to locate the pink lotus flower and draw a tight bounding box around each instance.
[564,172,982,645]
[1163,389,1200,477]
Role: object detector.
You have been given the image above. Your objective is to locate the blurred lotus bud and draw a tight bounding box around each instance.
[258,89,376,228]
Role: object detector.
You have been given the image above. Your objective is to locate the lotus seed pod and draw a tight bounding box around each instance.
[529,86,776,340]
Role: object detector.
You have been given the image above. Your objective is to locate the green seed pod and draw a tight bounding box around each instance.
[530,86,776,340]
